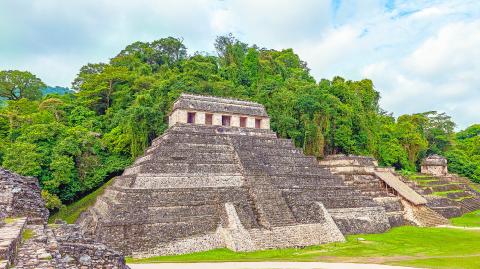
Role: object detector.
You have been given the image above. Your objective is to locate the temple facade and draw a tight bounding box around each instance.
[169,94,270,129]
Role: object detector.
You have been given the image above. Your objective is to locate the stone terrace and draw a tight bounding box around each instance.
[400,173,480,218]
[319,155,450,227]
[79,124,390,257]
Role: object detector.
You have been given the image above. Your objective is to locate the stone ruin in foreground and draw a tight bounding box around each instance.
[79,93,461,258]
[0,168,130,269]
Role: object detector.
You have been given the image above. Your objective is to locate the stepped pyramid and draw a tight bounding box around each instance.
[79,94,390,257]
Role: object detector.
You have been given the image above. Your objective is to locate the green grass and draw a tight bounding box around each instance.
[3,217,16,224]
[432,189,464,197]
[127,226,480,268]
[22,228,34,241]
[467,182,480,193]
[48,178,114,224]
[454,195,474,202]
[390,256,480,269]
[401,173,437,185]
[451,210,480,227]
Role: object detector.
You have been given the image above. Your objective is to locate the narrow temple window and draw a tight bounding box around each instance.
[187,112,196,124]
[222,115,231,126]
[205,113,213,125]
[240,117,247,128]
[255,118,261,129]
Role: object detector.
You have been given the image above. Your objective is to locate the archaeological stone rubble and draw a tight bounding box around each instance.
[0,168,130,269]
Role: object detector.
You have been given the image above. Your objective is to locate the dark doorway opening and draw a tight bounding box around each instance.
[187,112,196,124]
[255,118,261,129]
[222,115,231,126]
[240,117,247,128]
[205,113,213,125]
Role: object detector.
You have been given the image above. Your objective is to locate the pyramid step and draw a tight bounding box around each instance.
[0,218,27,267]
[128,163,240,175]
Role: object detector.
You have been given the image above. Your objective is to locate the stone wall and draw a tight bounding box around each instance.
[132,202,346,258]
[0,217,27,268]
[421,165,448,177]
[0,168,49,224]
[53,222,129,269]
[0,167,130,269]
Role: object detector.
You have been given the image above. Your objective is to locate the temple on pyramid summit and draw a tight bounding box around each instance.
[79,93,448,257]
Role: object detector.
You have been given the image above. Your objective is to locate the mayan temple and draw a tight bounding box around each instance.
[79,94,392,257]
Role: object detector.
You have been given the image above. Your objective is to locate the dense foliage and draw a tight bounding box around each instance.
[446,125,480,183]
[0,36,478,210]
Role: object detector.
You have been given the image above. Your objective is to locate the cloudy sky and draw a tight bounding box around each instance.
[0,0,478,129]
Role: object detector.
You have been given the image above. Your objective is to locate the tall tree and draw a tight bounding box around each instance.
[0,70,45,100]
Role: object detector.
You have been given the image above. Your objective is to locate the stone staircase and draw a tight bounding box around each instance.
[319,157,407,228]
[401,200,450,227]
[0,217,27,269]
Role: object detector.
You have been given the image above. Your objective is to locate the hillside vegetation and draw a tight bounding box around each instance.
[0,35,478,211]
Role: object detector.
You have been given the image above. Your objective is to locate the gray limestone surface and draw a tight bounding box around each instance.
[80,124,391,257]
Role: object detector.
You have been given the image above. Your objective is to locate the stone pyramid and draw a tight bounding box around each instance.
[79,94,390,257]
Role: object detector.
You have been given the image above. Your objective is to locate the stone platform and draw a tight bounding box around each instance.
[319,155,449,227]
[79,124,390,257]
[400,173,480,218]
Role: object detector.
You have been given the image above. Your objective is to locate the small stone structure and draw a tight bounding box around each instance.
[421,155,449,176]
[0,168,129,269]
[168,94,270,129]
[79,94,391,257]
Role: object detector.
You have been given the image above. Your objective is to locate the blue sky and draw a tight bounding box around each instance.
[0,0,479,129]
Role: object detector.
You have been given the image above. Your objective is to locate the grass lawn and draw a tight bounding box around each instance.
[467,182,480,193]
[432,190,464,197]
[48,178,114,224]
[390,256,480,269]
[451,210,480,227]
[127,225,480,268]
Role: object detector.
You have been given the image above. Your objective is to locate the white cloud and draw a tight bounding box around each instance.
[363,19,480,129]
[405,21,480,79]
[296,26,363,79]
[0,0,479,128]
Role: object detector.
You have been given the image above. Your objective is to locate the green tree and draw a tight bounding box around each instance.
[41,190,63,211]
[396,114,429,169]
[3,142,42,176]
[0,70,45,100]
[77,66,132,114]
